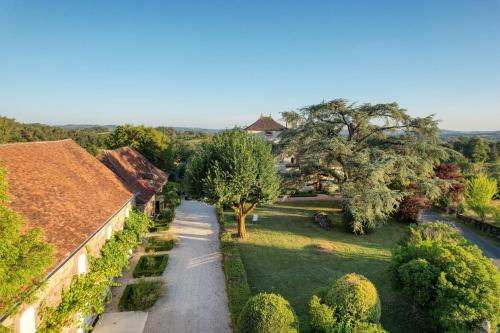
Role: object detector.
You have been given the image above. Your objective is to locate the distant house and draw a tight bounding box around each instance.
[0,139,134,333]
[97,147,168,216]
[245,115,287,143]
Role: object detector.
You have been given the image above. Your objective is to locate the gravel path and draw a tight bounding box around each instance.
[144,200,232,333]
[422,210,500,269]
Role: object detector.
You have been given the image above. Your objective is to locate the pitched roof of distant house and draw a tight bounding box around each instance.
[0,139,133,267]
[97,147,168,206]
[245,115,287,131]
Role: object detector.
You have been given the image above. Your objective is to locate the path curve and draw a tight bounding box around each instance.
[422,210,500,269]
[144,200,232,333]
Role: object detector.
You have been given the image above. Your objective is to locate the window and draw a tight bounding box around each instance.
[19,306,36,333]
[106,226,112,240]
[125,207,130,218]
[77,253,87,275]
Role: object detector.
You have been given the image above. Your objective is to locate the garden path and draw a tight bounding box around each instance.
[143,200,232,333]
[422,210,500,270]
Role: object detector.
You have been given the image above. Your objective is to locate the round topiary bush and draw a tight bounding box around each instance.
[237,293,299,333]
[325,273,381,323]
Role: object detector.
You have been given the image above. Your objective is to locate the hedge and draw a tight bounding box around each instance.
[145,237,176,252]
[132,255,169,278]
[118,280,163,311]
[217,204,251,328]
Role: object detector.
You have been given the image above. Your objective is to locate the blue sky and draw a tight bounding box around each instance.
[0,1,499,130]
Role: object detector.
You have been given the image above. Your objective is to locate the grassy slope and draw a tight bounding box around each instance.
[225,200,416,333]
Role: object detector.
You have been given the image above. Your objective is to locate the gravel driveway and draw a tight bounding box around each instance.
[144,200,232,333]
[422,210,500,270]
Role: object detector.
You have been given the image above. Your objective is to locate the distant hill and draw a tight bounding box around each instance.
[57,124,220,134]
[439,129,500,141]
[59,124,117,130]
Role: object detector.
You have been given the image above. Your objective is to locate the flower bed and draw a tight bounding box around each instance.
[133,255,169,278]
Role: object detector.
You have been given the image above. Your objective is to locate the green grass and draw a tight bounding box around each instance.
[133,255,169,278]
[118,279,163,311]
[224,200,416,333]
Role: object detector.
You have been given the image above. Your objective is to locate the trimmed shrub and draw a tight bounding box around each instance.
[158,208,175,223]
[310,295,335,332]
[132,255,168,278]
[118,280,163,311]
[391,224,500,332]
[309,274,384,333]
[145,237,175,252]
[325,273,381,323]
[237,293,299,333]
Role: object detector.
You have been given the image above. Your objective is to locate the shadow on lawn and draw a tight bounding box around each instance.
[234,241,421,333]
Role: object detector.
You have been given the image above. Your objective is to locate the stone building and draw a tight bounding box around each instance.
[245,115,287,143]
[97,147,168,216]
[0,139,134,333]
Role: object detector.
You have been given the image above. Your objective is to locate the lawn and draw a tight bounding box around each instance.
[224,200,416,333]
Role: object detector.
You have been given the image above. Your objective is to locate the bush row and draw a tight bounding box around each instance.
[216,204,251,328]
[132,254,169,278]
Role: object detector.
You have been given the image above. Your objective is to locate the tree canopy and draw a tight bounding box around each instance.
[465,173,497,221]
[280,98,448,234]
[185,128,280,237]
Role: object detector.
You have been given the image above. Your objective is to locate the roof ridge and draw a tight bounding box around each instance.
[0,138,73,147]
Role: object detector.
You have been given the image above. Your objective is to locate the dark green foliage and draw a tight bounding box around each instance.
[280,99,448,234]
[220,230,251,328]
[450,136,491,163]
[391,222,500,332]
[0,167,54,316]
[325,274,381,323]
[185,128,280,238]
[145,237,175,252]
[237,293,299,333]
[133,255,169,278]
[0,116,109,155]
[118,280,163,311]
[310,274,382,333]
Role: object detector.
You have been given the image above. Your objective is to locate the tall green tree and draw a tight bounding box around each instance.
[465,173,497,221]
[0,167,54,315]
[280,99,447,234]
[185,128,280,238]
[106,125,169,169]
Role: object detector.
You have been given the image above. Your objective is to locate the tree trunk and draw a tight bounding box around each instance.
[238,213,247,238]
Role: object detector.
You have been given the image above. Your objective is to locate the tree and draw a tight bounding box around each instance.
[280,99,447,234]
[185,128,280,238]
[465,173,497,221]
[451,136,490,163]
[390,223,500,332]
[434,163,465,212]
[280,111,302,128]
[106,125,169,169]
[0,167,54,315]
[395,194,429,223]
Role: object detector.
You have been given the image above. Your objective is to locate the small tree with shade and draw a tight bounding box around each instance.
[185,128,280,238]
[465,173,497,221]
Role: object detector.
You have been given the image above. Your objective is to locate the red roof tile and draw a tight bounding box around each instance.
[97,147,168,205]
[0,139,133,267]
[245,116,286,131]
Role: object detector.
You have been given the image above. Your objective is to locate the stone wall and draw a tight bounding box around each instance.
[4,199,133,333]
[456,214,500,240]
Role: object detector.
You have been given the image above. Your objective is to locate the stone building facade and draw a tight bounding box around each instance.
[0,140,134,333]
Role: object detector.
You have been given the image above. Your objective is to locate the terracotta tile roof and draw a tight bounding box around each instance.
[245,116,286,131]
[0,139,133,267]
[97,147,168,205]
